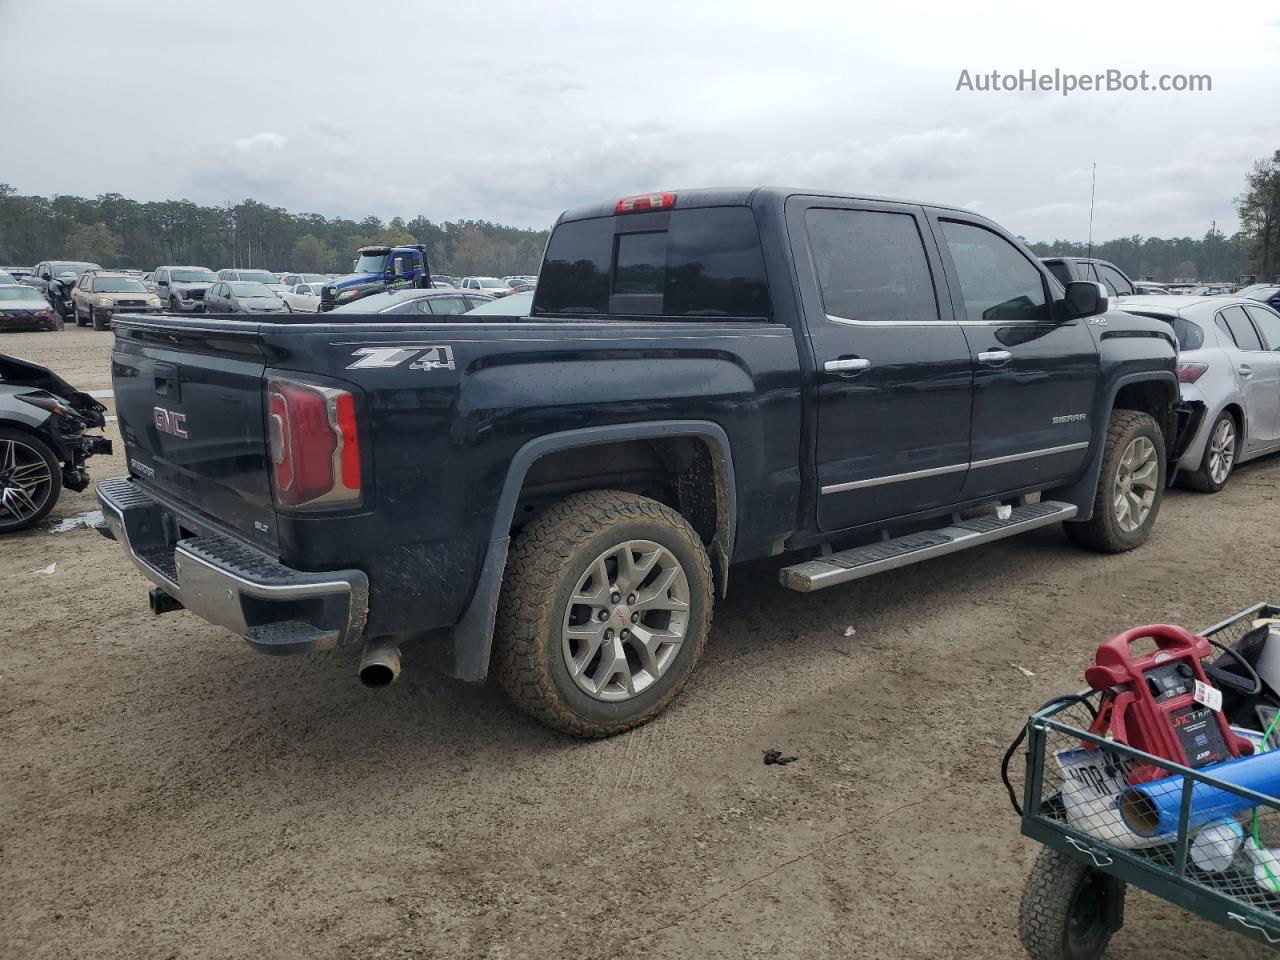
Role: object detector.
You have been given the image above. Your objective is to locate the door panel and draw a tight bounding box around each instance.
[932,215,1098,500]
[787,198,973,531]
[1227,305,1280,446]
[1244,305,1280,443]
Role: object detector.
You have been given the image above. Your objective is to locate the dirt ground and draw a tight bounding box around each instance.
[2,325,1276,959]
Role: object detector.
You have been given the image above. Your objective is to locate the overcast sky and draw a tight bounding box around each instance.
[2,0,1277,240]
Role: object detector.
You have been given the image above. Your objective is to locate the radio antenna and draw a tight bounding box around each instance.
[1086,162,1096,260]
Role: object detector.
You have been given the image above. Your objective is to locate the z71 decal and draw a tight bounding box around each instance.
[346,345,456,371]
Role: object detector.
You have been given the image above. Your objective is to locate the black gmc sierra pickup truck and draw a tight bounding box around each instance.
[98,187,1187,736]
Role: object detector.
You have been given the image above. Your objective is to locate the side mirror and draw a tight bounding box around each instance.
[1064,280,1108,319]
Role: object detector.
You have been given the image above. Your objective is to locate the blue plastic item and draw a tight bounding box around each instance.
[1119,746,1280,837]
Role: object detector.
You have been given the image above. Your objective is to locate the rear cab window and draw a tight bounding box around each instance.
[534,206,772,319]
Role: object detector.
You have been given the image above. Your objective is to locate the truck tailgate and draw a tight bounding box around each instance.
[111,316,277,550]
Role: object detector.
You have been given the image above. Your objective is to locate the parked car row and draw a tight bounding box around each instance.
[5,258,539,325]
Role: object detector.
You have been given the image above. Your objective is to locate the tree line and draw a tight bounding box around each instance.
[0,185,549,278]
[1,149,1277,282]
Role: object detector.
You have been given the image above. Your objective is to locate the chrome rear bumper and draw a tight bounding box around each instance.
[97,475,368,655]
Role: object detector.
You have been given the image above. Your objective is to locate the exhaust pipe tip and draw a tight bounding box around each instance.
[358,641,401,689]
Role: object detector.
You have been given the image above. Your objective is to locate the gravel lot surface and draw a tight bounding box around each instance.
[2,325,1275,959]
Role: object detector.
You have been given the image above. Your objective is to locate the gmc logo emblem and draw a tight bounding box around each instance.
[153,406,189,438]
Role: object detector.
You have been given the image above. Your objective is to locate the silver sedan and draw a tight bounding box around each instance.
[1121,296,1280,491]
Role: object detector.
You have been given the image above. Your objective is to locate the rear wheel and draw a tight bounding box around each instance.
[493,490,713,737]
[1018,847,1125,960]
[1184,410,1237,493]
[1065,410,1165,553]
[0,428,61,533]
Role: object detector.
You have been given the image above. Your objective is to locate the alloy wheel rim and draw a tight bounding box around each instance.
[1207,418,1235,486]
[561,539,690,702]
[0,439,54,526]
[1112,436,1158,533]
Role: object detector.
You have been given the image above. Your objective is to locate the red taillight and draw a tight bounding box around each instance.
[1177,362,1208,383]
[266,376,361,509]
[615,192,676,214]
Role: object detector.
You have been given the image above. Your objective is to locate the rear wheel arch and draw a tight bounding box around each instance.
[444,423,736,685]
[1219,402,1245,444]
[495,422,736,578]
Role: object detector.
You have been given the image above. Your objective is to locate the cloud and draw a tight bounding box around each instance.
[1,0,1276,241]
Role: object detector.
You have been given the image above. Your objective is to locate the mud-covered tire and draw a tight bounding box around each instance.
[1065,410,1165,553]
[493,490,713,737]
[1183,409,1237,493]
[1018,846,1125,960]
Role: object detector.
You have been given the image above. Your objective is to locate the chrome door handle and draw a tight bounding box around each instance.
[824,358,871,375]
[1238,364,1253,378]
[978,350,1012,366]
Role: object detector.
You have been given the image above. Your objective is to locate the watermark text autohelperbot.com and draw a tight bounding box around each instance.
[956,68,1211,96]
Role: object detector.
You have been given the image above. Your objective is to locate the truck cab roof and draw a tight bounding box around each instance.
[557,186,977,224]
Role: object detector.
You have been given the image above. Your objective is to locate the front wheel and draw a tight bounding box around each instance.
[1018,847,1125,960]
[0,428,61,533]
[1065,410,1165,553]
[1183,410,1237,493]
[91,310,108,331]
[493,490,713,737]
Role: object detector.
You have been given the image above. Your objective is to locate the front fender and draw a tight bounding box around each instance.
[1044,313,1177,520]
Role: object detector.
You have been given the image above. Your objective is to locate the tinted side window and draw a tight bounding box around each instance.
[662,207,771,318]
[430,296,468,316]
[940,220,1048,323]
[1097,264,1134,296]
[1245,304,1280,351]
[1171,318,1204,351]
[1044,261,1073,286]
[537,214,612,314]
[804,208,939,322]
[1221,305,1264,351]
[534,207,771,318]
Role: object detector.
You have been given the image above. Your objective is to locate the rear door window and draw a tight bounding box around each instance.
[1220,305,1264,351]
[804,208,939,322]
[1245,305,1280,351]
[534,206,771,318]
[1096,263,1134,296]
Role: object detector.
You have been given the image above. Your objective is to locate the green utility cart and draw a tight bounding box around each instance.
[1012,603,1280,959]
